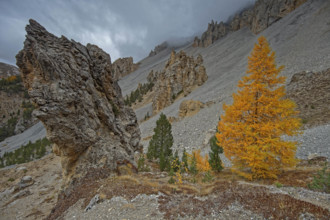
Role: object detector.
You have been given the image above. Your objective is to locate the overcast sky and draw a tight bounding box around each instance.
[0,0,254,65]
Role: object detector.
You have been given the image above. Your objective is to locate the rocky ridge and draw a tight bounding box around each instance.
[193,0,307,47]
[16,19,141,189]
[149,50,207,114]
[0,62,20,78]
[112,57,139,80]
[148,41,170,57]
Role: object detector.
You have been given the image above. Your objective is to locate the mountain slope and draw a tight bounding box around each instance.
[120,0,330,160]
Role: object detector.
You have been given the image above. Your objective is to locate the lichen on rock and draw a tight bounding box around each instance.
[16,19,141,188]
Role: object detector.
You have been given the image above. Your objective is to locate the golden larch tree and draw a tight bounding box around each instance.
[216,36,301,180]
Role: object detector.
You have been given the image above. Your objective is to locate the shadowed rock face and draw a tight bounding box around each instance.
[16,19,141,187]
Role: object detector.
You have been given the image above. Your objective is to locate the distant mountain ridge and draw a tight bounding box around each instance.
[0,62,20,78]
[194,0,307,47]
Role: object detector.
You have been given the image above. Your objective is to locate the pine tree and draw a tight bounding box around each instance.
[209,135,223,172]
[159,152,166,171]
[216,36,301,180]
[147,113,174,169]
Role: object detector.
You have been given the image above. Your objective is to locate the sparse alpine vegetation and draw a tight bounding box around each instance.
[0,137,51,168]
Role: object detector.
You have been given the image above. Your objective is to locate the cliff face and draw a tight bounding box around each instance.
[286,68,330,127]
[150,50,207,114]
[16,20,141,188]
[194,0,307,47]
[112,57,139,80]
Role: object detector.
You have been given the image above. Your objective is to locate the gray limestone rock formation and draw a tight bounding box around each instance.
[150,50,207,114]
[194,0,307,47]
[16,19,141,188]
[112,57,139,80]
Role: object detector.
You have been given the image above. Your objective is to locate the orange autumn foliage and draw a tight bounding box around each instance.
[216,36,301,180]
[189,150,211,172]
[7,75,17,82]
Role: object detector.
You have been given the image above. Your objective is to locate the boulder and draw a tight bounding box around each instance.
[19,175,33,189]
[16,19,141,188]
[179,100,205,118]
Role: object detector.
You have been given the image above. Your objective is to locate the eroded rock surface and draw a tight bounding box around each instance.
[179,100,205,118]
[286,68,330,127]
[112,57,139,80]
[150,50,207,114]
[16,19,141,188]
[194,0,307,47]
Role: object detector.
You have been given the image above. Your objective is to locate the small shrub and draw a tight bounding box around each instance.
[308,163,330,193]
[137,154,150,172]
[168,176,175,184]
[202,171,214,183]
[109,100,119,117]
[181,149,188,171]
[169,157,187,185]
[8,178,15,182]
[189,153,198,175]
[274,181,283,188]
[144,112,150,120]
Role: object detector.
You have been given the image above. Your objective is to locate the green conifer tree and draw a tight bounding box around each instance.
[181,148,188,170]
[147,113,174,169]
[208,135,223,172]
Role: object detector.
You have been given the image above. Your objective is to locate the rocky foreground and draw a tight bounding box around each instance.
[0,154,329,219]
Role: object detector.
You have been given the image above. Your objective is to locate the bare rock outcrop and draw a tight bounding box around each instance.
[179,100,205,118]
[148,41,169,57]
[194,0,307,47]
[16,20,141,188]
[112,57,139,80]
[150,50,207,114]
[286,68,330,127]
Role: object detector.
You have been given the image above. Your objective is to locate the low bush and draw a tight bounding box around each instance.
[308,163,330,193]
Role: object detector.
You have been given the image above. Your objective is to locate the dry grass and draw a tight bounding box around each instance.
[142,135,152,141]
[46,161,330,219]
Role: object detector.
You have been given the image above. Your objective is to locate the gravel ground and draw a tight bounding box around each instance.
[63,192,265,220]
[64,194,164,220]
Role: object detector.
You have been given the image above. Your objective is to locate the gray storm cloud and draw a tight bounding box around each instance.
[0,0,254,65]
